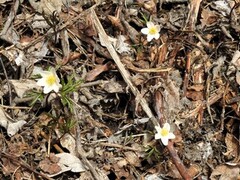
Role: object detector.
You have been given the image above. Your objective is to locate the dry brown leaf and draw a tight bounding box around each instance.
[223,133,239,161]
[2,157,20,176]
[200,8,218,27]
[39,154,61,175]
[29,0,65,15]
[10,79,40,98]
[166,160,182,179]
[116,158,128,168]
[210,164,240,180]
[102,78,124,93]
[85,62,112,82]
[188,84,204,91]
[188,164,202,178]
[186,90,204,101]
[124,151,141,167]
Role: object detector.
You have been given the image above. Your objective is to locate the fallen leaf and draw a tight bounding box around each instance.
[10,79,41,98]
[212,0,231,16]
[85,62,112,82]
[223,133,239,161]
[200,8,218,27]
[186,90,204,101]
[0,107,8,128]
[7,120,27,137]
[231,50,240,68]
[102,78,124,93]
[59,133,77,155]
[39,154,61,175]
[55,153,86,173]
[212,56,225,80]
[210,164,240,180]
[0,107,26,136]
[113,35,131,54]
[124,151,141,167]
[145,174,163,180]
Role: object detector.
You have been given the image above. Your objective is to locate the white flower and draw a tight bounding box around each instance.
[155,123,175,146]
[36,67,62,94]
[141,22,160,42]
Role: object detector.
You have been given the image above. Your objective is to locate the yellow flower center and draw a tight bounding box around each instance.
[149,27,157,35]
[46,74,56,86]
[160,128,169,137]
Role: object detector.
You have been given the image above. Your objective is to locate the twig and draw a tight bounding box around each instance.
[99,142,142,152]
[122,58,172,73]
[182,52,191,97]
[184,0,202,31]
[0,104,31,110]
[167,141,192,180]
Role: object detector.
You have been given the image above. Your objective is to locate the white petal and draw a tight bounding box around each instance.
[141,28,149,35]
[155,126,162,132]
[161,137,169,146]
[155,25,161,32]
[147,35,154,42]
[147,22,154,28]
[52,84,61,93]
[43,86,52,94]
[51,69,61,83]
[168,133,176,139]
[163,123,170,131]
[155,133,161,140]
[50,68,57,76]
[36,78,46,86]
[40,71,51,78]
[154,33,160,40]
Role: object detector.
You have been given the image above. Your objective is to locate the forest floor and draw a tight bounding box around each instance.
[0,0,239,179]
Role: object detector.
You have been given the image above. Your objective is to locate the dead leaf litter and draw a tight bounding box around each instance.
[0,0,239,179]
